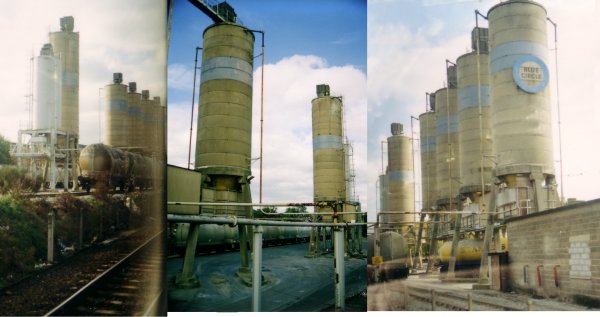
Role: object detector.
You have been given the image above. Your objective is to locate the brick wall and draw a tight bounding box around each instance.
[505,199,600,302]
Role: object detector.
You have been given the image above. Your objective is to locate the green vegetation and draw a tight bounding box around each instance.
[0,166,43,195]
[253,205,310,220]
[0,134,12,165]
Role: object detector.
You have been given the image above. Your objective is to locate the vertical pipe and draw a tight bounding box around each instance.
[188,47,201,169]
[334,227,345,311]
[259,32,265,204]
[430,289,436,311]
[176,223,200,287]
[547,18,563,205]
[467,292,472,311]
[252,225,263,312]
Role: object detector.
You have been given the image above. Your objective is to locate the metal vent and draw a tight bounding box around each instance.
[113,73,123,84]
[142,90,150,100]
[40,43,54,56]
[128,82,137,92]
[391,123,403,136]
[316,84,330,97]
[60,16,74,32]
[447,65,457,89]
[429,93,436,111]
[471,27,489,53]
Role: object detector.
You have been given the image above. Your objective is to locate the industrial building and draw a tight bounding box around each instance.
[371,0,600,309]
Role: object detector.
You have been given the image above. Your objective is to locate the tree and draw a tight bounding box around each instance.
[0,134,13,165]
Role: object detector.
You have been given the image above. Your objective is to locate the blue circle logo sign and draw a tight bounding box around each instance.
[512,55,549,94]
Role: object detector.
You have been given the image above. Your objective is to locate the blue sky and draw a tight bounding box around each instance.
[168,0,368,206]
[367,0,599,221]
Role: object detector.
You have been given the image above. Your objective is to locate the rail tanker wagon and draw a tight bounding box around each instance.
[368,231,410,283]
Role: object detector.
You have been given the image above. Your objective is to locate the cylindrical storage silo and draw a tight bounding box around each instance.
[153,96,165,159]
[456,32,493,196]
[386,123,413,231]
[49,16,79,136]
[312,84,346,206]
[488,0,554,176]
[35,44,62,131]
[435,87,460,207]
[140,90,154,155]
[419,111,437,211]
[127,82,142,151]
[103,73,128,148]
[195,23,255,178]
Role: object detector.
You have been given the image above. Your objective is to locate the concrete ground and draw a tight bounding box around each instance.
[167,242,367,312]
[369,270,594,311]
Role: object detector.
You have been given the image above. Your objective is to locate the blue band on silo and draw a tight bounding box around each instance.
[490,41,547,75]
[388,170,413,182]
[420,136,436,153]
[108,100,127,111]
[458,85,490,111]
[201,56,253,86]
[435,115,458,134]
[313,135,343,150]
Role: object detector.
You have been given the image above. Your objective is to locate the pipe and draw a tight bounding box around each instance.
[334,228,345,311]
[252,225,263,312]
[547,17,563,205]
[188,46,202,169]
[553,265,560,288]
[410,115,420,219]
[247,29,266,203]
[167,214,365,228]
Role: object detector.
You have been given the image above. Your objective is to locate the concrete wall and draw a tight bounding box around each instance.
[505,199,600,304]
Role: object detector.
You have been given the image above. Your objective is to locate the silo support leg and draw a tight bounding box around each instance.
[334,228,346,311]
[175,223,200,288]
[252,225,263,312]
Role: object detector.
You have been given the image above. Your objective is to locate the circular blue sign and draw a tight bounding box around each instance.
[512,55,549,94]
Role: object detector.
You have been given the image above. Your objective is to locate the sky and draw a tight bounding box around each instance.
[0,0,167,146]
[167,0,368,208]
[367,0,599,221]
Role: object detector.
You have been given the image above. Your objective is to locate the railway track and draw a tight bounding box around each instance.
[45,230,165,316]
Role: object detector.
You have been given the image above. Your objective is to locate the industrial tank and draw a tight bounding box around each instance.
[367,231,410,282]
[434,85,459,207]
[103,73,128,148]
[312,84,346,205]
[49,16,79,135]
[140,90,154,155]
[385,123,413,230]
[195,23,255,177]
[488,0,557,211]
[35,44,62,131]
[456,27,493,196]
[78,143,128,189]
[127,82,142,151]
[419,110,437,211]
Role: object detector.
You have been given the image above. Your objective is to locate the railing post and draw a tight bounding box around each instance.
[527,299,533,311]
[431,289,436,311]
[252,225,263,312]
[467,292,472,311]
[334,227,345,311]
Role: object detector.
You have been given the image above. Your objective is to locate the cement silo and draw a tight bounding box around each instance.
[434,84,460,209]
[35,44,62,131]
[127,82,142,152]
[456,27,493,206]
[49,16,79,136]
[386,123,414,232]
[488,0,558,212]
[419,107,437,211]
[312,84,346,209]
[103,73,128,148]
[140,90,154,155]
[195,23,254,183]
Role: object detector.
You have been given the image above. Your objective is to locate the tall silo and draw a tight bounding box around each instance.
[153,96,165,159]
[103,73,128,148]
[419,105,437,211]
[49,16,79,136]
[194,21,255,226]
[456,27,493,208]
[312,84,346,212]
[140,90,155,155]
[127,82,142,152]
[35,44,62,131]
[386,123,414,233]
[488,0,558,212]
[434,83,460,209]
